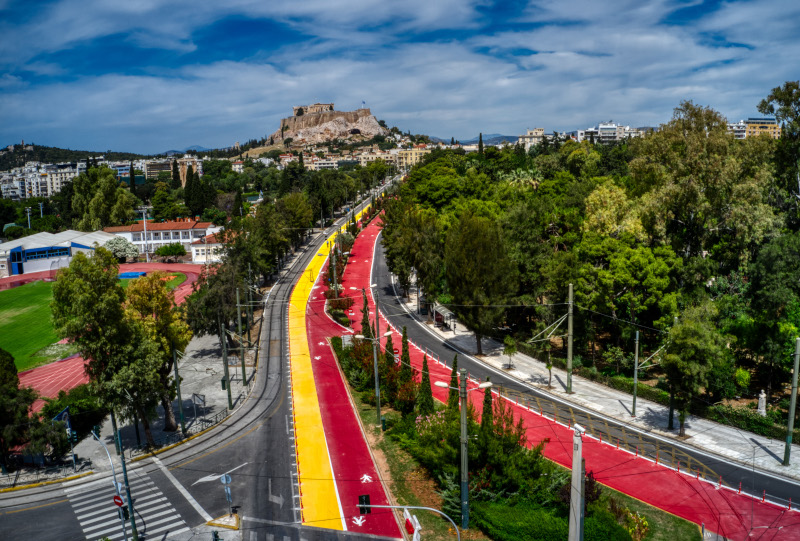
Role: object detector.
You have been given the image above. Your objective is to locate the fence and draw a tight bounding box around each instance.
[129,407,228,458]
[0,460,91,490]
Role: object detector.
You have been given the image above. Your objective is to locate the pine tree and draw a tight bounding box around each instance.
[477,377,494,465]
[478,133,484,155]
[171,160,181,189]
[447,354,459,411]
[233,190,244,218]
[417,355,434,417]
[299,153,305,170]
[129,160,135,189]
[360,289,373,339]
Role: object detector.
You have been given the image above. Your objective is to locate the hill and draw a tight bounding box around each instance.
[270,104,388,147]
[0,143,149,171]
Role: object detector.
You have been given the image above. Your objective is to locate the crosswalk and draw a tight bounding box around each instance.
[65,472,189,540]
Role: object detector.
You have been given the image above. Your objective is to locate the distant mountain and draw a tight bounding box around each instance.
[460,133,519,145]
[163,145,210,156]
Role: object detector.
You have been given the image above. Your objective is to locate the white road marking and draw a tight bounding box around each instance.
[152,456,212,522]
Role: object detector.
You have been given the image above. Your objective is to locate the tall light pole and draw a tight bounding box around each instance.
[25,207,31,229]
[139,207,150,263]
[569,424,585,541]
[784,337,799,466]
[91,429,129,541]
[355,330,393,427]
[435,372,492,530]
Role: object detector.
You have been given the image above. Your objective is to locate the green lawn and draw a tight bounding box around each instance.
[0,281,63,371]
[1,272,188,371]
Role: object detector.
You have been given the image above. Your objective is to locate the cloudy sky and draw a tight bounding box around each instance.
[0,0,797,155]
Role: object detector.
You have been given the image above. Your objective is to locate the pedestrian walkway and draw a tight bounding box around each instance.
[395,281,800,485]
[340,217,800,541]
[64,470,189,540]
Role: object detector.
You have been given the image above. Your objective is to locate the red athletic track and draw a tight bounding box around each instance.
[305,250,402,537]
[340,217,800,541]
[16,263,200,414]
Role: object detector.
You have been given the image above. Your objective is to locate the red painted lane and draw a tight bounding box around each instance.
[306,264,402,537]
[18,263,199,414]
[342,217,800,541]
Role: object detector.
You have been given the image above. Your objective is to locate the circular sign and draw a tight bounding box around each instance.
[113,495,124,507]
[220,474,231,485]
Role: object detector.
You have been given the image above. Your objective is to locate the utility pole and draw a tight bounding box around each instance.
[668,316,677,430]
[632,331,639,417]
[236,288,243,337]
[372,336,381,426]
[173,349,186,436]
[116,418,139,540]
[25,207,31,229]
[139,207,150,263]
[567,283,574,394]
[331,246,338,298]
[783,337,799,466]
[569,425,585,541]
[459,368,469,530]
[111,410,121,456]
[219,319,233,410]
[38,201,43,218]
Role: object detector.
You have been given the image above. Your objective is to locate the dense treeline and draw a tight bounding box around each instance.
[382,82,800,436]
[0,144,148,172]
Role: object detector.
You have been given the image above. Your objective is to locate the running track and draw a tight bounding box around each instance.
[340,217,800,541]
[17,263,200,414]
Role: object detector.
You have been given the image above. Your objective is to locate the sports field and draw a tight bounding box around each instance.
[0,272,187,371]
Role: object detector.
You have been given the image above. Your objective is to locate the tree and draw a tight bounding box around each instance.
[51,247,164,446]
[276,191,313,250]
[104,236,139,262]
[395,326,416,415]
[152,182,185,221]
[663,302,728,436]
[477,377,493,463]
[359,289,373,339]
[155,243,187,262]
[444,212,517,355]
[416,355,434,417]
[447,355,459,411]
[0,348,18,389]
[503,335,517,369]
[171,160,181,189]
[72,166,136,231]
[232,190,244,218]
[478,133,484,156]
[124,272,192,433]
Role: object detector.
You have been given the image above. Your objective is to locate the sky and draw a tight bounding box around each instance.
[0,0,798,155]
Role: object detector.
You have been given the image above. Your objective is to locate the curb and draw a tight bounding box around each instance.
[0,470,94,493]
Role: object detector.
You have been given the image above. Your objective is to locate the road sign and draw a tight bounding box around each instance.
[220,474,231,485]
[113,495,123,507]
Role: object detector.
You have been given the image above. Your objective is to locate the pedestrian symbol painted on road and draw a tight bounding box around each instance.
[360,474,373,483]
[352,516,366,526]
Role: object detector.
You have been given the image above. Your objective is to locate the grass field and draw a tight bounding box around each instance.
[0,272,188,371]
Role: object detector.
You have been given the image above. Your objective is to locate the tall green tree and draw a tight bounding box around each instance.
[171,160,181,190]
[478,133,484,156]
[444,212,517,355]
[359,289,373,339]
[447,355,459,411]
[663,302,728,436]
[71,166,136,231]
[416,355,434,417]
[276,191,313,249]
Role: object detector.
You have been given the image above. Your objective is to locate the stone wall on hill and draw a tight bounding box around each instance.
[270,108,388,146]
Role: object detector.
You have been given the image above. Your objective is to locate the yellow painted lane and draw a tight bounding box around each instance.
[289,206,371,529]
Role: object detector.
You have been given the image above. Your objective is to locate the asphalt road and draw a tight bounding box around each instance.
[0,185,398,541]
[370,230,800,510]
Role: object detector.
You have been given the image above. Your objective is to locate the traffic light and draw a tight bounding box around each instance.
[221,377,227,391]
[70,430,78,444]
[122,507,130,521]
[92,425,101,436]
[358,494,371,514]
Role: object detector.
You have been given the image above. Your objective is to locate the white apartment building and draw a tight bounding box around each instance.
[576,122,644,144]
[191,232,224,264]
[103,219,222,256]
[0,161,84,200]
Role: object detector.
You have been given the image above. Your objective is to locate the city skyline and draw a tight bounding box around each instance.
[1,0,798,154]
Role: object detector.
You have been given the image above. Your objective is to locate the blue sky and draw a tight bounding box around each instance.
[0,0,798,155]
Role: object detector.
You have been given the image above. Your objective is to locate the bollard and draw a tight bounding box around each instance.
[677,461,680,473]
[696,470,699,480]
[656,451,659,465]
[738,482,742,494]
[762,490,766,503]
[635,446,639,458]
[718,476,722,489]
[617,438,620,450]
[788,498,792,510]
[599,433,602,445]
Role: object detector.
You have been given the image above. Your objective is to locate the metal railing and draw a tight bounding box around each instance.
[0,459,92,489]
[129,407,228,458]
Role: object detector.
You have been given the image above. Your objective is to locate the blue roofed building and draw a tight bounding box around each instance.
[0,229,117,278]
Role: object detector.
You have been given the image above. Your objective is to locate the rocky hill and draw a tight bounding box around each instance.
[270,104,388,146]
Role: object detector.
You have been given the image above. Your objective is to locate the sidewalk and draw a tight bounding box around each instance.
[396,282,800,484]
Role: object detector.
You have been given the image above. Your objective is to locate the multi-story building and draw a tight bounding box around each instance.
[745,118,781,139]
[728,120,747,139]
[577,122,643,144]
[518,128,545,152]
[397,147,430,171]
[103,218,222,256]
[191,232,224,264]
[231,160,244,174]
[145,160,173,180]
[0,229,116,278]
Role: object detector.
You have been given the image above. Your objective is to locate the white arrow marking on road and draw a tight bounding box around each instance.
[360,474,373,483]
[192,462,249,486]
[314,356,321,360]
[352,516,366,526]
[318,341,325,346]
[268,478,284,508]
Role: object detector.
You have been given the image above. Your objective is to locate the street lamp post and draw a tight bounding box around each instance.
[435,371,492,530]
[91,429,130,541]
[355,330,393,427]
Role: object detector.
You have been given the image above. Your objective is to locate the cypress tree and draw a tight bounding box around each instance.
[417,355,434,417]
[447,354,459,410]
[184,165,196,215]
[382,333,398,403]
[398,326,412,385]
[171,160,181,189]
[477,376,493,464]
[233,190,244,217]
[129,161,135,188]
[299,153,305,170]
[478,133,484,155]
[360,289,372,339]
